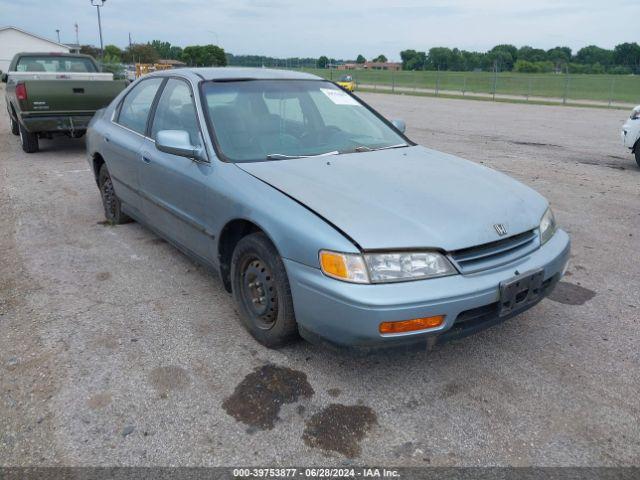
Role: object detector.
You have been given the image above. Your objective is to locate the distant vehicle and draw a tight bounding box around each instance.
[86,68,569,349]
[621,105,640,168]
[336,74,356,92]
[2,52,127,153]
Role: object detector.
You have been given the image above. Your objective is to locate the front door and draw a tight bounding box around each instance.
[139,78,215,263]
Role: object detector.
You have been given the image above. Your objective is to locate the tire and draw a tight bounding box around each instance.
[19,123,39,153]
[10,115,19,136]
[231,232,298,348]
[635,148,640,169]
[98,164,131,225]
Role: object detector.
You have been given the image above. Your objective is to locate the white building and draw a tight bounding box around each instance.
[0,26,71,73]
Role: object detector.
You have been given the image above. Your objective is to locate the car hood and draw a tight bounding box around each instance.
[236,146,548,251]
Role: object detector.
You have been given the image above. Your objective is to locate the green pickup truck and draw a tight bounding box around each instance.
[2,52,127,153]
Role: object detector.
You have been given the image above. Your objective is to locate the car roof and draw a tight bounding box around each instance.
[15,52,95,59]
[153,67,323,81]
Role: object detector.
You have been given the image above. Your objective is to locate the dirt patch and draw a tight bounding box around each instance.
[222,364,314,430]
[548,281,597,305]
[149,366,191,396]
[303,403,377,458]
[511,140,563,148]
[96,271,111,281]
[87,392,112,410]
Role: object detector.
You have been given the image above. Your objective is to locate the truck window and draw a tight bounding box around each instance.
[16,56,97,73]
[116,78,164,135]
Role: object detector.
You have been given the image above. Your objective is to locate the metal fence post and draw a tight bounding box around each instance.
[392,69,395,93]
[563,73,569,105]
[492,65,497,101]
[608,77,615,107]
[435,68,440,96]
[527,78,532,101]
[462,74,466,96]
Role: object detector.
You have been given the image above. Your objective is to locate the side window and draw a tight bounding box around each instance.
[117,78,164,135]
[151,79,202,147]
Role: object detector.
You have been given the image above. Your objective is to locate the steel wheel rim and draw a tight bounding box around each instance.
[240,256,278,329]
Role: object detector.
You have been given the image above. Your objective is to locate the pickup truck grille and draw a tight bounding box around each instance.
[449,229,539,274]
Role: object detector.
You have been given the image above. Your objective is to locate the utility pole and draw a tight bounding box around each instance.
[74,23,79,46]
[56,29,61,43]
[90,0,107,58]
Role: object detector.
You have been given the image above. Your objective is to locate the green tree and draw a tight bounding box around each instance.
[181,45,226,66]
[169,46,183,60]
[356,54,366,64]
[546,46,571,71]
[487,44,517,70]
[317,56,329,68]
[400,49,426,70]
[103,44,122,61]
[123,43,159,63]
[427,47,455,70]
[372,54,388,63]
[574,45,613,67]
[79,44,101,59]
[149,40,172,59]
[613,42,640,72]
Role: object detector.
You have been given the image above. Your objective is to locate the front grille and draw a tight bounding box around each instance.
[449,229,539,274]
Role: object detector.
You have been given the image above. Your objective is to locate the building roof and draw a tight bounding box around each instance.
[161,67,322,81]
[158,59,187,66]
[0,26,71,50]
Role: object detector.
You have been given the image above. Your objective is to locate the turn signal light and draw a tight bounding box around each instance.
[320,251,348,279]
[379,315,445,334]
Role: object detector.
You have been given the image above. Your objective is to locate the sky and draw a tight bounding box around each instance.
[1,0,638,60]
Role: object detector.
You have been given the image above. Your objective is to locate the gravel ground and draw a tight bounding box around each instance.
[1,88,638,467]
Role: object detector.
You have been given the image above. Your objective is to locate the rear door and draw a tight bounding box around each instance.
[139,78,215,262]
[104,77,164,217]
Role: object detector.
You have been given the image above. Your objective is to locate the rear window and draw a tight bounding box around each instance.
[15,56,97,73]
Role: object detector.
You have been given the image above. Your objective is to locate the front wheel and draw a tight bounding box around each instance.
[98,164,131,224]
[19,123,38,153]
[635,148,640,169]
[231,232,298,348]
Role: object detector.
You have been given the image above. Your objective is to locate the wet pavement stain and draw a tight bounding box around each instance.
[222,364,314,430]
[327,388,341,398]
[303,403,377,458]
[149,366,191,396]
[548,281,596,305]
[96,272,111,281]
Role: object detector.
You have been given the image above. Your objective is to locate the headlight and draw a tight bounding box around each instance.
[631,106,640,120]
[319,250,456,284]
[539,207,557,245]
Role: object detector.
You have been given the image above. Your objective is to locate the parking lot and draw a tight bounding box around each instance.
[1,88,639,466]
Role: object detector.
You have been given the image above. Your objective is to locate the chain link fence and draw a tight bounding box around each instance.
[294,68,640,108]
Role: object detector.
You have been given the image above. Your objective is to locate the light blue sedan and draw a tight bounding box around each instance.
[86,68,570,348]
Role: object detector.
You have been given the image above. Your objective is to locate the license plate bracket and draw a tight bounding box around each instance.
[499,268,545,317]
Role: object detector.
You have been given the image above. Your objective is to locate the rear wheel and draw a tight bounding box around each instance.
[231,232,298,348]
[19,123,38,153]
[10,115,19,136]
[98,164,131,224]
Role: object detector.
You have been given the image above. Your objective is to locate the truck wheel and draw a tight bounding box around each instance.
[231,232,299,348]
[635,149,640,169]
[98,164,131,225]
[10,116,19,136]
[19,124,39,153]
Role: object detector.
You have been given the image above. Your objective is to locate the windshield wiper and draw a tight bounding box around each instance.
[353,143,409,153]
[266,151,340,160]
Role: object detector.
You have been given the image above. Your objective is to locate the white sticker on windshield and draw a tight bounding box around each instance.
[320,88,360,106]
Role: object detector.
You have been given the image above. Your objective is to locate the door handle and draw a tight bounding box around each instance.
[104,135,110,143]
[142,155,152,164]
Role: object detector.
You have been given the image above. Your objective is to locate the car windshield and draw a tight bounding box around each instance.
[202,80,407,162]
[339,75,353,82]
[15,56,97,73]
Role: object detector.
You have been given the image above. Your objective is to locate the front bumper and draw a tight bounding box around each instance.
[284,229,570,347]
[621,119,640,149]
[20,113,94,134]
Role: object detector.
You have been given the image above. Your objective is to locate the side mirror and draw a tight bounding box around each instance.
[1,73,7,83]
[391,119,406,134]
[155,130,206,161]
